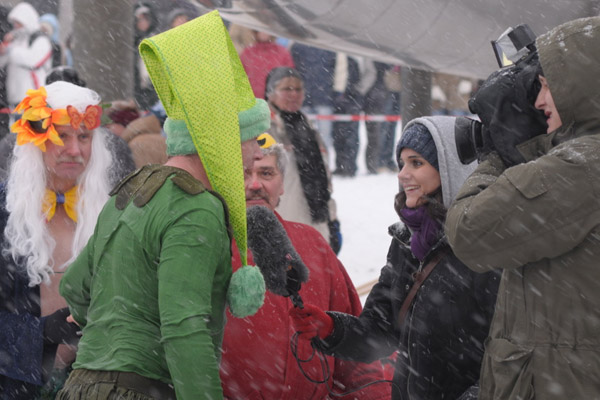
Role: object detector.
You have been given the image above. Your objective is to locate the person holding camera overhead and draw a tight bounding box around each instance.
[445,16,600,399]
[289,115,500,400]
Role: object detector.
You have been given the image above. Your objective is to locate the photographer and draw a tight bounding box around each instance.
[445,16,600,399]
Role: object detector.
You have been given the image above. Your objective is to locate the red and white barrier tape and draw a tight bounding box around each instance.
[306,114,401,122]
[0,107,402,123]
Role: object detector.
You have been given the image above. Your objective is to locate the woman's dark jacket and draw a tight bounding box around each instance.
[320,224,500,400]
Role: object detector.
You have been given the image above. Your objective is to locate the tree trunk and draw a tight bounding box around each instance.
[72,0,134,102]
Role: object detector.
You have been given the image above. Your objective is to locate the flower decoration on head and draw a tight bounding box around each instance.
[10,86,102,152]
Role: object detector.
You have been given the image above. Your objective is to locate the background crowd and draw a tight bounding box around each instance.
[0,1,597,400]
[0,0,480,176]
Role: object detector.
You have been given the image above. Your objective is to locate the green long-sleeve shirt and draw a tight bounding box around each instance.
[60,165,232,400]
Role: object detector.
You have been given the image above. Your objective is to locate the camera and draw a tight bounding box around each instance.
[491,24,538,68]
[454,117,485,165]
[455,24,538,165]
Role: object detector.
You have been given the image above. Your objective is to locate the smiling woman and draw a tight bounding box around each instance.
[288,115,501,400]
[398,150,440,208]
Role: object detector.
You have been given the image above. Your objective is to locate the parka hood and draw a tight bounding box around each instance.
[8,2,40,33]
[39,13,59,43]
[134,2,159,36]
[537,16,600,139]
[402,116,477,208]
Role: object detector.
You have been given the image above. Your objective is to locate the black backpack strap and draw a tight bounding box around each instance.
[28,30,45,47]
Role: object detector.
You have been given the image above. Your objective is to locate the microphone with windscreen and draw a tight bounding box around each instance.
[246,205,309,308]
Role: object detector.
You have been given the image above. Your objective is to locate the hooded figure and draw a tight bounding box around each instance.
[133,2,159,109]
[446,16,600,400]
[289,116,500,400]
[0,2,52,106]
[39,13,62,67]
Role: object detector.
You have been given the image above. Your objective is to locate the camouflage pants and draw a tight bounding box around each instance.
[56,369,175,400]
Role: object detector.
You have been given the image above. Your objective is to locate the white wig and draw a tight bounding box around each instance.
[3,81,113,286]
[45,80,101,112]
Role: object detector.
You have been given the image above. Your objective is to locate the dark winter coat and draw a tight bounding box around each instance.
[322,230,499,400]
[317,116,500,400]
[446,17,600,399]
[0,186,55,399]
[362,62,390,115]
[290,43,336,108]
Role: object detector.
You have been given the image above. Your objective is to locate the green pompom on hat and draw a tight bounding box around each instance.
[164,98,270,156]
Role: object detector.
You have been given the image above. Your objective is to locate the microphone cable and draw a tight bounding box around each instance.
[289,324,400,396]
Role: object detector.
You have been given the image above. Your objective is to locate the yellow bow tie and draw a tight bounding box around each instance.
[43,186,78,222]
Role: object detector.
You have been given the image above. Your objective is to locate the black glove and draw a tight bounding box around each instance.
[469,60,547,167]
[328,219,342,255]
[43,307,80,345]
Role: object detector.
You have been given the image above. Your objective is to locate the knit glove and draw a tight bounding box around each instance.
[468,61,547,167]
[43,307,81,345]
[289,304,334,340]
[328,219,342,255]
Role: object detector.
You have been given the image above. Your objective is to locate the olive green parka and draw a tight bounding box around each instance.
[445,16,600,399]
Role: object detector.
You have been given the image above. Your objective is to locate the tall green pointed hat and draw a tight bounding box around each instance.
[140,11,269,317]
[139,10,259,266]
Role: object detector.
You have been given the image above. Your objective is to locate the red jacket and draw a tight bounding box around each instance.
[240,42,294,99]
[221,213,390,399]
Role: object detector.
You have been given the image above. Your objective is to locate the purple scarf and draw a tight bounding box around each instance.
[399,206,442,261]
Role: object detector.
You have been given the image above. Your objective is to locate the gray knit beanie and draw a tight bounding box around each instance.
[396,123,439,170]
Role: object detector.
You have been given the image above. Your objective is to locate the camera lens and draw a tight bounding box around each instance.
[454,117,479,165]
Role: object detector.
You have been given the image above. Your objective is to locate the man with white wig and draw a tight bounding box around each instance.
[0,81,114,398]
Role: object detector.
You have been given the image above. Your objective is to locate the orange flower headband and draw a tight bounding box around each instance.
[11,86,102,152]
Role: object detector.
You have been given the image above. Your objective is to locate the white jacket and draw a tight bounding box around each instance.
[0,3,52,105]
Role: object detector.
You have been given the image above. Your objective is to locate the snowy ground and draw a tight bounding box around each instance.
[326,123,403,301]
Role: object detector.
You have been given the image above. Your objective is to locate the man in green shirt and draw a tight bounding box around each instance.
[57,100,269,400]
[57,10,271,399]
